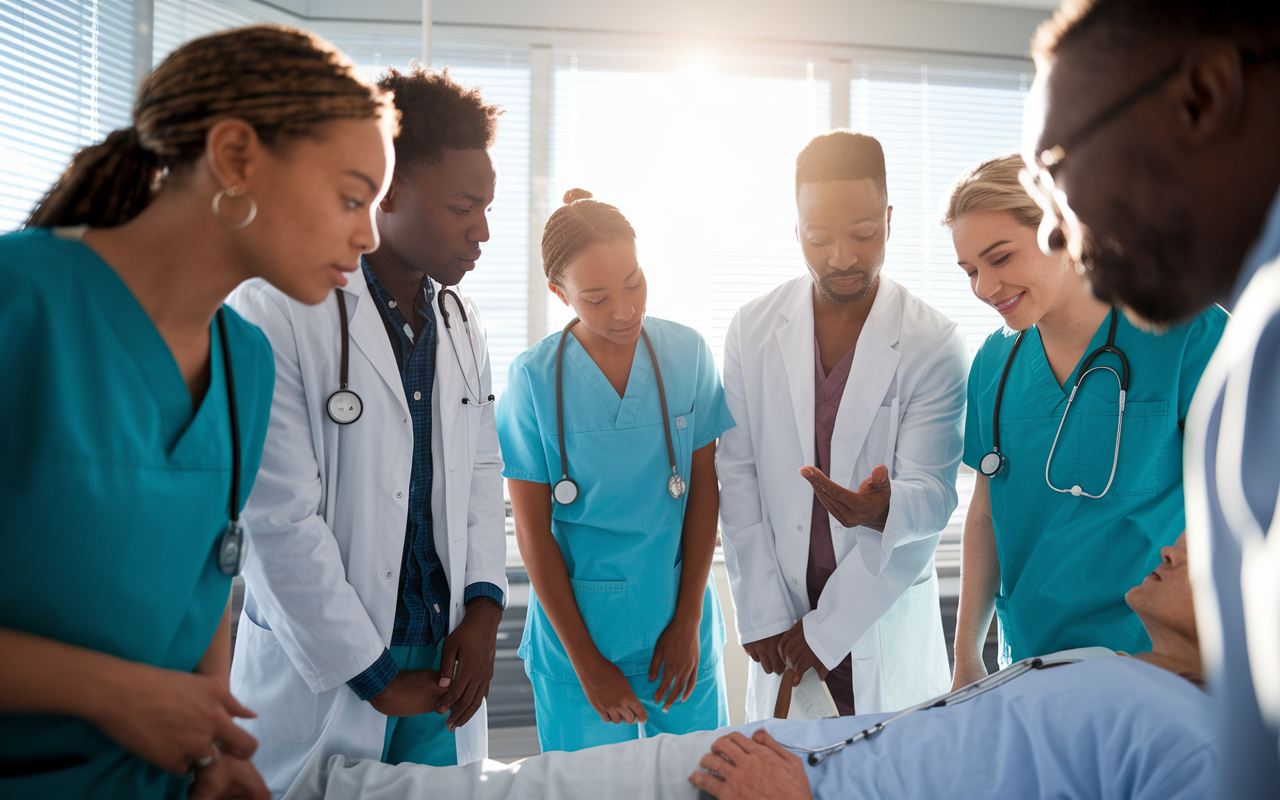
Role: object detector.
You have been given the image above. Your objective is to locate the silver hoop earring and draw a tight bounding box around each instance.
[212,186,258,230]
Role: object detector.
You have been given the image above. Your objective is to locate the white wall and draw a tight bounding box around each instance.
[251,0,1053,61]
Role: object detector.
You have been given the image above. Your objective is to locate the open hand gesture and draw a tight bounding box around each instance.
[799,464,891,532]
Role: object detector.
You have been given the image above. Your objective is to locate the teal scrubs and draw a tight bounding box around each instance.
[0,229,273,798]
[963,307,1225,665]
[496,317,734,753]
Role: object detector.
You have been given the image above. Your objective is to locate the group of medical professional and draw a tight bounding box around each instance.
[2,0,1277,796]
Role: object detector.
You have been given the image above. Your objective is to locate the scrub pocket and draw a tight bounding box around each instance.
[1059,398,1168,498]
[569,578,635,663]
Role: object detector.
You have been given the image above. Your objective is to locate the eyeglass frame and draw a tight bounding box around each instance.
[1021,45,1280,257]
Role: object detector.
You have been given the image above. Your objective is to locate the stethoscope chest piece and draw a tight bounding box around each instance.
[668,472,687,499]
[553,477,580,505]
[327,389,363,424]
[218,516,246,576]
[978,450,1006,478]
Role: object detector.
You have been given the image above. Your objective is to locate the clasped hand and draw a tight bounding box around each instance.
[743,621,827,687]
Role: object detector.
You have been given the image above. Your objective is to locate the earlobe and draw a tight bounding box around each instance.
[548,282,570,307]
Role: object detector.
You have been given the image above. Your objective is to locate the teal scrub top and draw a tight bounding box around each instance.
[963,306,1225,665]
[0,229,273,798]
[496,317,735,682]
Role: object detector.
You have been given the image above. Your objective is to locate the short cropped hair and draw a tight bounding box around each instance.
[377,64,501,172]
[942,154,1042,230]
[795,130,888,204]
[1033,0,1280,64]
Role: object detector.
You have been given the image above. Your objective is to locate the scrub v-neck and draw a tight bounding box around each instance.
[76,239,227,456]
[564,329,655,429]
[1024,313,1113,415]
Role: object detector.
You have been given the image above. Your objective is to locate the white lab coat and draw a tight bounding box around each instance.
[718,275,967,720]
[226,270,507,797]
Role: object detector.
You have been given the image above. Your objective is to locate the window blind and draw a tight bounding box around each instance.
[152,0,260,63]
[1,0,134,232]
[322,34,532,400]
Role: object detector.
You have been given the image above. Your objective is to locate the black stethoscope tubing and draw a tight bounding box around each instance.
[216,309,245,576]
[438,286,496,406]
[980,306,1129,480]
[552,318,685,505]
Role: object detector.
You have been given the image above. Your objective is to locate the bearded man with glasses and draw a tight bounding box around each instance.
[1022,1,1280,796]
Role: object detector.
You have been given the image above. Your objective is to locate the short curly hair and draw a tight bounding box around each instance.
[377,64,501,172]
[795,130,887,205]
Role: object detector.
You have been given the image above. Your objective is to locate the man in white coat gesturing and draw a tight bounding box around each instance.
[226,67,508,796]
[719,131,968,720]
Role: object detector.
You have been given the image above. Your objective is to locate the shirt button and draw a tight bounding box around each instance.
[403,323,413,337]
[382,569,393,579]
[388,300,396,308]
[414,391,422,400]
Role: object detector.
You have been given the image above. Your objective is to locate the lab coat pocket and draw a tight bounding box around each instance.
[229,614,320,743]
[876,573,946,700]
[569,578,635,664]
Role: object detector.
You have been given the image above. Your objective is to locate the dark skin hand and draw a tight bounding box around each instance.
[799,463,891,533]
[189,753,270,800]
[434,598,503,731]
[367,668,447,718]
[778,621,827,687]
[742,632,787,676]
[689,729,813,800]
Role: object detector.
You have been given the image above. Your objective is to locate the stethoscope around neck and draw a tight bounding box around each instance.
[325,283,494,425]
[552,317,686,505]
[978,306,1130,499]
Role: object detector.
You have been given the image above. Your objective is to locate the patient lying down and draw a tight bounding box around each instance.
[285,535,1214,800]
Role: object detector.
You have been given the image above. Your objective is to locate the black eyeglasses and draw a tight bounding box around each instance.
[1020,45,1280,256]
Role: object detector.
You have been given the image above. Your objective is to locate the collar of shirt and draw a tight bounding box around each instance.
[360,257,436,366]
[1232,184,1280,307]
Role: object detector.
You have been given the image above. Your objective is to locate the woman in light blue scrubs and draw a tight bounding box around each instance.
[945,155,1226,690]
[498,190,734,753]
[0,28,395,799]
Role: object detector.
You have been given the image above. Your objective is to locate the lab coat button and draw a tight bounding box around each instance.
[396,491,403,499]
[382,569,393,579]
[791,577,800,587]
[796,524,803,532]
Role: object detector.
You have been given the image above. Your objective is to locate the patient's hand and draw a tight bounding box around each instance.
[368,670,447,718]
[688,729,812,800]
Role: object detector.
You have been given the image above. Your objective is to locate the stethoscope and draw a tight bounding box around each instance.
[215,308,246,577]
[978,306,1129,499]
[325,284,494,425]
[774,655,1082,766]
[551,318,686,505]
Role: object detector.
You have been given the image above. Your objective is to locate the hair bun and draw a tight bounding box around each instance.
[563,188,593,204]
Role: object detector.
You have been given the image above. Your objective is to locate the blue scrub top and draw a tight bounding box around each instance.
[963,306,1225,664]
[496,317,735,682]
[0,228,273,798]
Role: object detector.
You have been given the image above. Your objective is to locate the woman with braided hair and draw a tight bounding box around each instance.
[496,190,734,752]
[0,25,396,799]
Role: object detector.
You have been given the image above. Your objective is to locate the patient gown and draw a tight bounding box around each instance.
[289,654,1218,800]
[0,228,274,798]
[496,316,735,752]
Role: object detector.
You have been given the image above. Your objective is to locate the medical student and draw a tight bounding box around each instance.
[226,66,506,795]
[497,190,734,752]
[718,131,967,721]
[946,155,1226,689]
[0,26,394,800]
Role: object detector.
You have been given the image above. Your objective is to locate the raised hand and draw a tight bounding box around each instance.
[799,463,891,532]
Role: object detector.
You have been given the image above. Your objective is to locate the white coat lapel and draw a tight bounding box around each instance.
[429,279,460,487]
[828,278,902,488]
[344,269,410,418]
[775,278,817,469]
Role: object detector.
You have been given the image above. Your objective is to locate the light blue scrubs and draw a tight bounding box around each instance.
[963,308,1224,664]
[0,229,274,798]
[750,656,1218,800]
[496,316,734,752]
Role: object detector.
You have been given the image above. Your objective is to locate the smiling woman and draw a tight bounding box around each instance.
[0,24,396,800]
[942,154,1226,694]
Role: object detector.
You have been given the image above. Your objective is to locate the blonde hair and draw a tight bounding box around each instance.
[941,154,1043,230]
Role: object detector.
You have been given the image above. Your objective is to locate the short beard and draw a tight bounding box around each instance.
[809,265,881,306]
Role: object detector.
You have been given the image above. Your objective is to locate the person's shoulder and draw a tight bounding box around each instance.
[510,330,561,375]
[0,227,92,292]
[970,325,1019,369]
[879,277,960,342]
[644,315,708,350]
[733,276,807,331]
[219,303,275,384]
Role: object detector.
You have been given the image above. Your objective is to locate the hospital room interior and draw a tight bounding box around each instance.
[4,0,1280,798]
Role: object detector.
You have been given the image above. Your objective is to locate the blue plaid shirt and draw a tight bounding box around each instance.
[348,259,503,701]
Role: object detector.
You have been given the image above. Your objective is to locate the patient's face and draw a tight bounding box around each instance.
[1125,534,1195,639]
